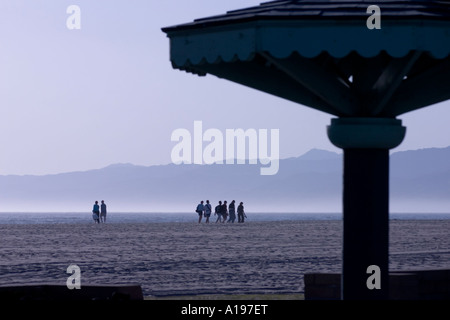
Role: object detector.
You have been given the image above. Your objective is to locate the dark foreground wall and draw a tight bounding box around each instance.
[305,269,450,300]
[0,284,143,301]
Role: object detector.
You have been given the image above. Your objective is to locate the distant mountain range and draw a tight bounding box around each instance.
[0,147,449,213]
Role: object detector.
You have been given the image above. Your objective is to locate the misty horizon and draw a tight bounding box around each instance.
[1,146,449,214]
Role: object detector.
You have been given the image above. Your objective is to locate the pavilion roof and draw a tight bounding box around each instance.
[162,1,450,117]
[163,0,450,32]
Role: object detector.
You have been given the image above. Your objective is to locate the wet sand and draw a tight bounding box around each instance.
[0,220,449,297]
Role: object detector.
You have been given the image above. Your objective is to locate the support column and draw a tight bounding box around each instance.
[327,118,406,300]
[343,148,389,299]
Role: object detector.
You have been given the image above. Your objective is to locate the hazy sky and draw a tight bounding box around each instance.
[1,0,450,176]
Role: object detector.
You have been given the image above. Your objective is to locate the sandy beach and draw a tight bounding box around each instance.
[0,219,449,297]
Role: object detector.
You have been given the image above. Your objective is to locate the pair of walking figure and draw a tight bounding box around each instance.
[92,200,107,223]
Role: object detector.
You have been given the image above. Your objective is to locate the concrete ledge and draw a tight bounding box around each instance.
[305,269,450,300]
[0,284,144,301]
[304,273,341,300]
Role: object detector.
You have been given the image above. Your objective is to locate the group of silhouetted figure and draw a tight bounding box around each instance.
[196,200,247,224]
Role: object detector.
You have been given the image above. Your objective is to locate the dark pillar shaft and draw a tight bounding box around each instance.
[342,148,389,299]
[328,117,406,300]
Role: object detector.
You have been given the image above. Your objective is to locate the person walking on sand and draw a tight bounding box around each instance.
[215,201,223,223]
[92,201,100,224]
[196,200,205,223]
[237,202,246,223]
[221,200,228,223]
[228,200,236,223]
[100,200,107,223]
[204,200,212,223]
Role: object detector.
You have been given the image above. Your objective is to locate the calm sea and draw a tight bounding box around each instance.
[0,212,449,224]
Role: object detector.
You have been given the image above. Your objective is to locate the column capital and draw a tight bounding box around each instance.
[327,117,406,150]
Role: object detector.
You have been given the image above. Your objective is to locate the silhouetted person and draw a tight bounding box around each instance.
[215,201,222,223]
[221,201,228,223]
[237,202,246,223]
[100,200,107,223]
[228,200,236,223]
[204,200,212,223]
[92,201,100,224]
[196,200,205,223]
